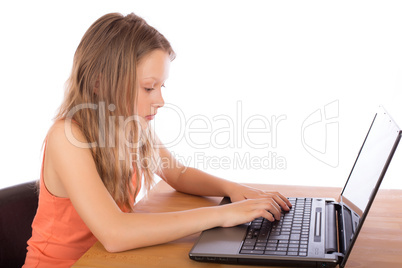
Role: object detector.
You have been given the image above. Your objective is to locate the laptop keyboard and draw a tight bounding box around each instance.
[240,198,312,256]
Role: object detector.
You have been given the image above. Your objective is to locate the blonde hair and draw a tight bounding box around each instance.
[55,12,175,211]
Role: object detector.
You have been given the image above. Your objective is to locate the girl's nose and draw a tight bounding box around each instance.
[155,90,165,108]
[151,92,164,113]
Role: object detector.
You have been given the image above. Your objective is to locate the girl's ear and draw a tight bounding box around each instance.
[93,75,101,95]
[94,80,100,94]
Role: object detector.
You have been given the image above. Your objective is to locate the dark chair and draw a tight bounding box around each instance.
[0,181,39,268]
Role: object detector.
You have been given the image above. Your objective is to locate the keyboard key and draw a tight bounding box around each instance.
[265,251,287,255]
[269,235,290,240]
[290,234,300,240]
[258,233,270,241]
[244,239,257,245]
[240,250,264,255]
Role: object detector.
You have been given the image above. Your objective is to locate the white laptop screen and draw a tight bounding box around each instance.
[341,107,401,217]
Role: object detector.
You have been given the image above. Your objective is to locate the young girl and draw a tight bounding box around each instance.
[23,12,291,267]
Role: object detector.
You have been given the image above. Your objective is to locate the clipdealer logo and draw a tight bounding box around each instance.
[152,101,288,170]
[301,100,339,168]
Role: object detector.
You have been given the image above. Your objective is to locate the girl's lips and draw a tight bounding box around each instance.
[145,115,155,120]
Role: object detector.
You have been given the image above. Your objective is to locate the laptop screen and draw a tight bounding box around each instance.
[339,106,401,266]
[340,107,401,216]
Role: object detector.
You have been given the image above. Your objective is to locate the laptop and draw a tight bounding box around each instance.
[189,106,402,268]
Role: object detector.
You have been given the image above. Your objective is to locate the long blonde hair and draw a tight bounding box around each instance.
[55,12,175,211]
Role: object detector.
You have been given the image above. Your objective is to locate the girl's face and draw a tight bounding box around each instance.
[136,49,170,124]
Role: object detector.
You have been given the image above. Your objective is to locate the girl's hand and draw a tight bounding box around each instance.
[226,183,292,213]
[216,198,282,228]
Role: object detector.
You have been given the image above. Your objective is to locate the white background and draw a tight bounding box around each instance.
[1,0,402,192]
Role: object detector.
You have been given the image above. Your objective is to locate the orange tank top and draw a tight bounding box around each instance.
[23,141,140,268]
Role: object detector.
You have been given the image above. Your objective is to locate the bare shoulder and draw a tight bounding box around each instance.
[46,119,95,167]
[47,120,88,147]
[44,120,96,197]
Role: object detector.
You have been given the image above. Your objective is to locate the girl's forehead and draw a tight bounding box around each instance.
[137,50,171,81]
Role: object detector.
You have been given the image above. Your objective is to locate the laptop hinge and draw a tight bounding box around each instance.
[334,202,347,257]
[326,201,345,260]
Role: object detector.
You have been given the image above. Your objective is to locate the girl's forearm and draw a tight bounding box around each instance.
[103,205,221,253]
[167,166,239,197]
[104,192,284,253]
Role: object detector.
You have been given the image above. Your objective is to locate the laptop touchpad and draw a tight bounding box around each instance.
[191,225,248,255]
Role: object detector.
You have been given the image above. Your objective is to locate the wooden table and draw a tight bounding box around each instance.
[73,180,402,268]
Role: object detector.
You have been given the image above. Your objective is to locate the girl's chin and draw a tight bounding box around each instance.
[139,119,149,130]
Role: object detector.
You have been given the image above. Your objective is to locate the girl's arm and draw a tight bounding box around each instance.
[46,122,281,253]
[155,137,292,210]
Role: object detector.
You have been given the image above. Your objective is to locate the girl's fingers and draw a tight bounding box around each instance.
[273,194,291,211]
[254,198,281,221]
[263,192,292,211]
[267,204,281,221]
[261,209,276,222]
[277,192,293,208]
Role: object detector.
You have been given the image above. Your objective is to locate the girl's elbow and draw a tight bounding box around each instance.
[96,228,125,253]
[93,215,147,252]
[99,231,142,253]
[102,239,143,253]
[101,235,128,253]
[103,241,123,253]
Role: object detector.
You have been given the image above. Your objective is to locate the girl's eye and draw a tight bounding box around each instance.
[145,88,154,92]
